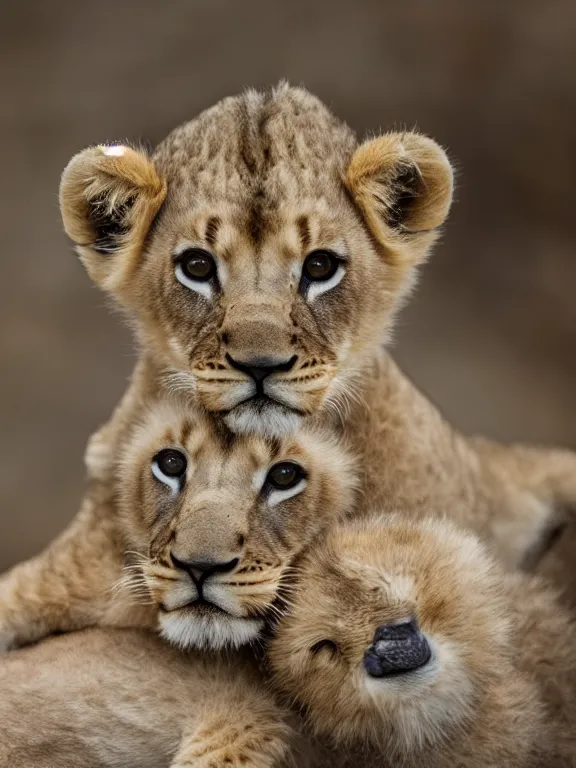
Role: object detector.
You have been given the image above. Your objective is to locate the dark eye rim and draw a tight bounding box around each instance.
[174,247,217,283]
[310,639,339,657]
[300,249,342,285]
[264,461,307,492]
[153,448,188,479]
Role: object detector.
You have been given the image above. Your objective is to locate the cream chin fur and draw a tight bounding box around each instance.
[224,403,302,438]
[159,611,263,650]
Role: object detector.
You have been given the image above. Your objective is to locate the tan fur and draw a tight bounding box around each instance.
[54,82,576,570]
[60,144,167,291]
[0,629,296,768]
[60,88,452,433]
[0,397,356,652]
[2,516,576,767]
[268,515,576,767]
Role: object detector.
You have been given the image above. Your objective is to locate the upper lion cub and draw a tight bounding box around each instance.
[57,82,576,571]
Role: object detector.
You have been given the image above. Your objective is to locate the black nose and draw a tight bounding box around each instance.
[226,354,297,383]
[363,618,431,678]
[171,554,239,583]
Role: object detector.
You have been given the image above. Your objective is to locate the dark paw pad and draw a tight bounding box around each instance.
[363,618,431,678]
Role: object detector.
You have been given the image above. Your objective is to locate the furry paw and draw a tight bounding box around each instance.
[174,705,292,768]
[171,757,252,768]
[171,752,275,768]
[172,733,286,768]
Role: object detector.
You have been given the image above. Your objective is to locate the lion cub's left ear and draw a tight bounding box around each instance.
[59,145,167,291]
[346,132,453,273]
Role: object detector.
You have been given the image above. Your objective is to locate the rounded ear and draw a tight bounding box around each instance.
[346,132,453,273]
[59,145,167,290]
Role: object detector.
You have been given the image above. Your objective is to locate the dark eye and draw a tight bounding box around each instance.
[310,640,339,658]
[153,449,187,478]
[265,461,306,490]
[177,248,216,282]
[302,250,340,282]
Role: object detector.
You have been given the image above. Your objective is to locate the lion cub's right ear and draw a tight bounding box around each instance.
[346,132,453,284]
[59,145,167,291]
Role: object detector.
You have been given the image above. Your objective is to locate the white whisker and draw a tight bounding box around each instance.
[111,559,155,606]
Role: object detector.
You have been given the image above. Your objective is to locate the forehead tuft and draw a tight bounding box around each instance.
[152,84,357,213]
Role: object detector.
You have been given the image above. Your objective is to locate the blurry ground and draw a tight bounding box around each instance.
[0,0,575,579]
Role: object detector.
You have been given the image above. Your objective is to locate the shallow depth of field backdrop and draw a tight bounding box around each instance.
[0,1,575,579]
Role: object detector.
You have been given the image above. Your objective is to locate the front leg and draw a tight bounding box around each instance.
[172,670,294,768]
[0,484,127,650]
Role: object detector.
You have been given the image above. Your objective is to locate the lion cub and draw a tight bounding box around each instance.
[269,516,576,767]
[0,399,356,652]
[58,82,576,573]
[2,518,576,768]
[0,629,294,768]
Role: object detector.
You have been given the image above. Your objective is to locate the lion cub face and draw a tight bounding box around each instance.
[61,84,453,436]
[117,401,357,650]
[268,516,509,754]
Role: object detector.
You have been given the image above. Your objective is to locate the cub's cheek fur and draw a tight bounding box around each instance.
[346,131,453,292]
[59,144,166,294]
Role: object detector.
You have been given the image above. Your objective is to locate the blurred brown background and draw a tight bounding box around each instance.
[1,0,575,571]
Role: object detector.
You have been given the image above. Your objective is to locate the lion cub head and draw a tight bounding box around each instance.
[116,399,357,650]
[268,516,511,756]
[60,83,453,436]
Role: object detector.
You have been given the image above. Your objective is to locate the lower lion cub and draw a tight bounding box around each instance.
[1,516,575,767]
[0,398,357,652]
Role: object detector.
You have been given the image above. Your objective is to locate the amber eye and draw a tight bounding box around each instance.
[153,449,187,479]
[302,250,340,282]
[177,248,216,282]
[265,461,306,490]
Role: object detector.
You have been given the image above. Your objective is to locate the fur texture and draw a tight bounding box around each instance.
[0,629,295,768]
[268,515,576,766]
[2,516,576,767]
